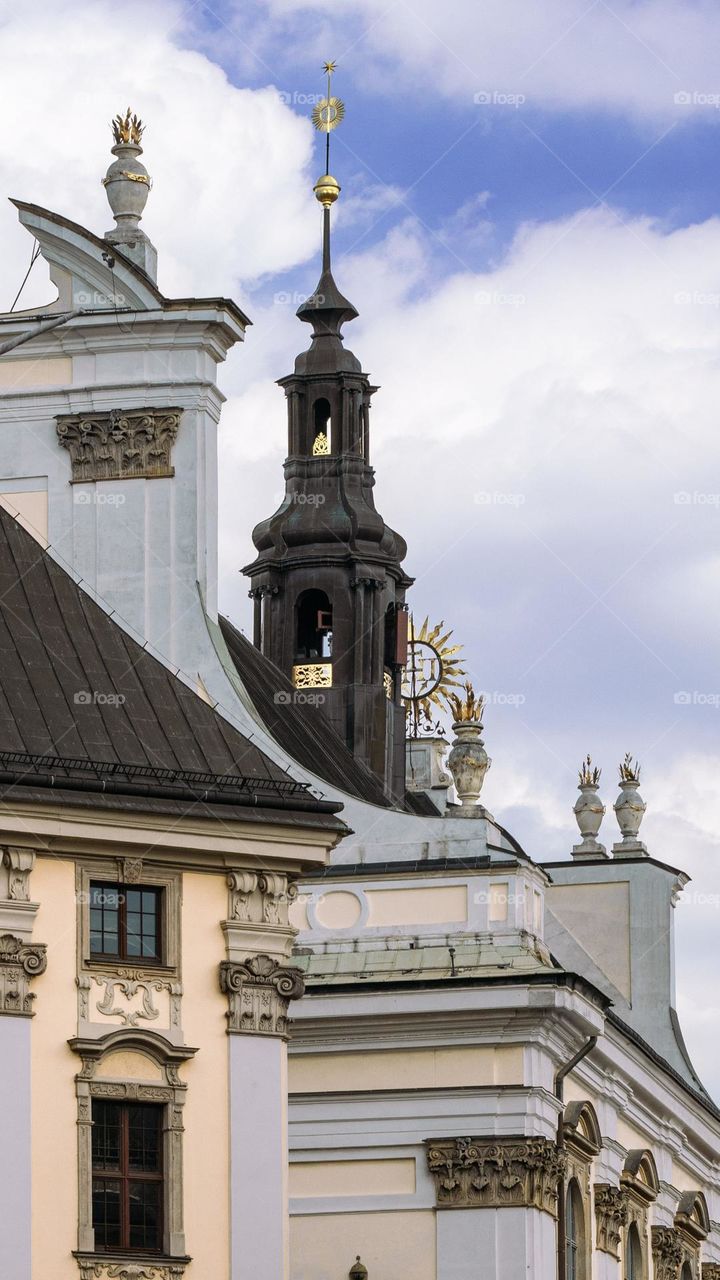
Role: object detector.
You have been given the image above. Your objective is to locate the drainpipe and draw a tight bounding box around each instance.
[555,1036,597,1280]
[0,309,85,356]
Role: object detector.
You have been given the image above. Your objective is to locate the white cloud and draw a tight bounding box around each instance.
[0,0,320,307]
[247,0,720,121]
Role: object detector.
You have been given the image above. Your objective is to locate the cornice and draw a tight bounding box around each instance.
[0,804,340,861]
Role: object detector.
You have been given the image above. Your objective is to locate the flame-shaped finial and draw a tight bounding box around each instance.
[111,108,144,147]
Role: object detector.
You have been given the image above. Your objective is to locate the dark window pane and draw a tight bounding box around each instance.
[92,1102,121,1170]
[92,1179,121,1249]
[129,1180,161,1250]
[92,1101,163,1253]
[128,1106,161,1172]
[89,882,162,963]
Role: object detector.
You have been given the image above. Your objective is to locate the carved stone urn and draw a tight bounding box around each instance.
[613,756,647,857]
[447,718,490,813]
[349,1258,368,1280]
[572,757,606,858]
[102,108,157,279]
[103,144,150,231]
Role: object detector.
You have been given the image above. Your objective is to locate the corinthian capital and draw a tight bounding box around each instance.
[0,933,47,1015]
[594,1183,629,1258]
[426,1135,565,1216]
[651,1227,684,1280]
[219,954,305,1038]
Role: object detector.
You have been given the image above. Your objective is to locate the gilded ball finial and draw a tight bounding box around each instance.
[313,174,341,207]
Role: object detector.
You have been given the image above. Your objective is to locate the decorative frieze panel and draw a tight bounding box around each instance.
[425,1136,566,1216]
[651,1226,684,1280]
[56,407,182,482]
[76,1263,187,1280]
[77,972,182,1031]
[0,933,47,1014]
[219,954,305,1038]
[594,1184,628,1258]
[702,1266,720,1280]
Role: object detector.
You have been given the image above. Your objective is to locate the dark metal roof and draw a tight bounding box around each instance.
[0,506,341,824]
[218,614,394,809]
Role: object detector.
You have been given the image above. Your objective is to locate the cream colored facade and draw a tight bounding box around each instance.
[0,795,339,1280]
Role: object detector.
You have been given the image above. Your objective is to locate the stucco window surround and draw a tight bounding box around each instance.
[671,1191,711,1279]
[76,861,184,1044]
[76,862,182,979]
[620,1149,658,1277]
[69,1028,197,1279]
[562,1101,601,1280]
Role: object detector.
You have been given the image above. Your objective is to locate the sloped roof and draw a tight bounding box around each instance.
[0,505,341,826]
[218,614,393,809]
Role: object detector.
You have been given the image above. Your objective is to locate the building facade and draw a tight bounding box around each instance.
[0,112,717,1280]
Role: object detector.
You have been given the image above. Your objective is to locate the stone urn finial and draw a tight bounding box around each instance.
[572,754,607,858]
[612,754,648,857]
[102,108,157,280]
[349,1257,368,1279]
[446,683,491,816]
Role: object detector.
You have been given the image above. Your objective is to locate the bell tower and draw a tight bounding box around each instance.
[244,65,412,799]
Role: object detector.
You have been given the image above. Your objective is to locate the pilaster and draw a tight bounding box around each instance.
[0,847,46,1280]
[220,868,305,1280]
[427,1137,563,1280]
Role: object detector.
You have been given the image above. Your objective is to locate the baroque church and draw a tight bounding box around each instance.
[0,101,718,1280]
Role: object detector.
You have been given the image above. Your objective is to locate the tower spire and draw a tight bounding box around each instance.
[298,63,357,371]
[244,62,413,799]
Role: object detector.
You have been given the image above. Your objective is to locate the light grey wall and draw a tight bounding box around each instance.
[0,1016,31,1280]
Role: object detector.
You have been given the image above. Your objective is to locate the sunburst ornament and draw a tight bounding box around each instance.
[312,96,345,132]
[402,616,467,737]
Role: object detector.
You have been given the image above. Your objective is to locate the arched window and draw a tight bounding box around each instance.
[565,1180,585,1280]
[680,1265,694,1280]
[625,1223,643,1280]
[311,398,331,455]
[296,589,332,660]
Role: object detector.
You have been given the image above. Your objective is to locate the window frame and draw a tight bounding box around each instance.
[77,861,182,983]
[565,1179,585,1280]
[625,1222,644,1280]
[91,1098,164,1254]
[89,881,164,966]
[71,1029,196,1274]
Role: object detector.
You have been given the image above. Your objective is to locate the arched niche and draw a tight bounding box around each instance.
[295,588,333,661]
